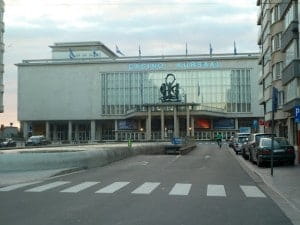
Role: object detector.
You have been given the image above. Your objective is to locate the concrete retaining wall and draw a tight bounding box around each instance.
[0,143,166,172]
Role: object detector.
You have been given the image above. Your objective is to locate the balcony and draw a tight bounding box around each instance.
[281,21,299,51]
[279,0,292,19]
[283,98,300,112]
[257,8,262,25]
[257,28,262,45]
[282,59,300,85]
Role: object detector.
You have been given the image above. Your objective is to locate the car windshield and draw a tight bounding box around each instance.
[261,139,281,148]
[238,136,248,143]
[29,137,40,141]
[255,134,274,143]
[275,138,290,146]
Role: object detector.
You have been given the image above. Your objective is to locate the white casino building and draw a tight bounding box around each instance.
[17,42,263,142]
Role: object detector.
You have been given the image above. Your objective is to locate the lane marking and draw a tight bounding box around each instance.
[25,181,70,192]
[0,181,41,192]
[207,184,226,197]
[240,185,266,198]
[96,182,130,193]
[169,183,191,196]
[60,182,100,193]
[131,182,160,194]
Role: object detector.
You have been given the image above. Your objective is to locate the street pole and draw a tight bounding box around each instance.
[271,109,274,176]
[271,87,278,176]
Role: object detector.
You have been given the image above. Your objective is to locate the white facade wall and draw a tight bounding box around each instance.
[18,56,263,121]
[18,64,102,121]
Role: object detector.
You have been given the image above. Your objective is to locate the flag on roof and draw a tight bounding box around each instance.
[69,48,76,59]
[234,41,237,55]
[116,45,124,56]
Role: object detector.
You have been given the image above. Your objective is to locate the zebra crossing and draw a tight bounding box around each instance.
[0,180,267,199]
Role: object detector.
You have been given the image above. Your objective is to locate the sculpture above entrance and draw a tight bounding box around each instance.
[160,73,181,102]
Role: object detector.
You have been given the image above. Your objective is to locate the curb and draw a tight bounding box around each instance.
[0,143,167,172]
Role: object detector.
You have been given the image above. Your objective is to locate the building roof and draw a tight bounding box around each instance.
[49,41,118,58]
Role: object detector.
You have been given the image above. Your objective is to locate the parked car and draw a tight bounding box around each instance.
[242,133,275,161]
[0,138,17,147]
[25,135,50,146]
[232,135,249,155]
[253,137,295,167]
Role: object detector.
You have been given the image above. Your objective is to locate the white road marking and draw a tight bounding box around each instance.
[204,155,211,160]
[240,185,266,198]
[96,182,130,193]
[131,182,160,194]
[169,183,191,196]
[25,181,70,192]
[0,181,41,192]
[207,184,226,197]
[60,182,100,193]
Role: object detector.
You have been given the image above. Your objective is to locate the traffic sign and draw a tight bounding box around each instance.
[295,106,300,123]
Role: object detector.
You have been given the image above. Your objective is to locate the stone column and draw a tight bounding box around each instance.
[53,124,57,141]
[174,106,179,137]
[191,116,195,137]
[115,120,118,141]
[287,117,294,145]
[90,120,96,142]
[22,121,28,140]
[235,118,239,131]
[146,107,152,140]
[75,124,79,142]
[161,109,165,140]
[186,106,190,136]
[45,121,50,140]
[97,122,102,141]
[68,121,72,142]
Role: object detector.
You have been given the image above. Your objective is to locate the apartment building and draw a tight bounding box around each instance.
[257,0,299,147]
[0,0,4,113]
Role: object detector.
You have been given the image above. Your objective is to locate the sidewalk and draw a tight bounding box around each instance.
[227,145,300,225]
[254,164,300,212]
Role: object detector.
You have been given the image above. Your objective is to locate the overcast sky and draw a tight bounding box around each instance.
[1,0,258,127]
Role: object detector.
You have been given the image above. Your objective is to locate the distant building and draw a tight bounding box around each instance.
[0,0,4,112]
[0,125,18,139]
[17,41,263,142]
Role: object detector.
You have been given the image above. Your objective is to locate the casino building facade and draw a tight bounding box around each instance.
[17,42,263,142]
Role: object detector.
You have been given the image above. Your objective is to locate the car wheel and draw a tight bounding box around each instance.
[257,158,263,167]
[288,160,294,166]
[242,150,249,160]
[249,152,253,163]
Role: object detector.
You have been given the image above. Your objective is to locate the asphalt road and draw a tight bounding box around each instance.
[0,142,293,225]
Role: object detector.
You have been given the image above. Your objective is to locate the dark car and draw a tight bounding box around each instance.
[0,138,17,147]
[242,133,275,161]
[253,137,295,167]
[25,135,50,146]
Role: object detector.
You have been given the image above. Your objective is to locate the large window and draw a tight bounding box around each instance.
[271,5,280,24]
[286,78,300,103]
[272,62,283,80]
[284,3,295,30]
[264,74,272,88]
[266,99,272,113]
[101,69,252,114]
[271,33,281,52]
[278,90,284,108]
[285,40,297,66]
